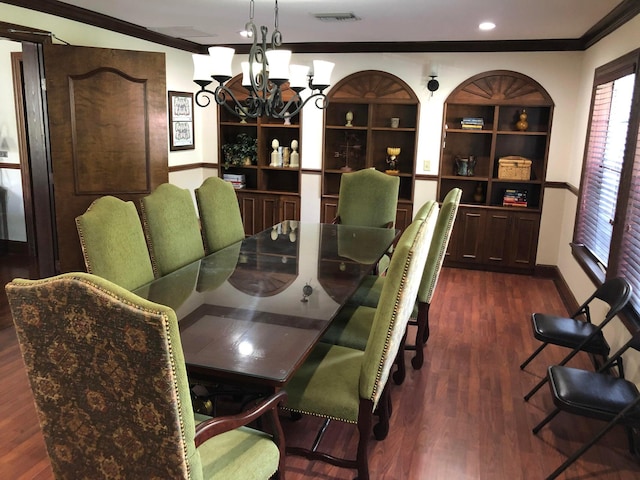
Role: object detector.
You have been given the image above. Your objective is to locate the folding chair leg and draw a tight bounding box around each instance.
[524,374,549,401]
[532,407,560,434]
[544,397,640,480]
[520,342,548,370]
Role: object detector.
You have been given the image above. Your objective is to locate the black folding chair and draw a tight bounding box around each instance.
[522,277,632,401]
[532,332,640,480]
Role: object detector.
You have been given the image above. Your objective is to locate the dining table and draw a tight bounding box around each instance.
[133,221,399,390]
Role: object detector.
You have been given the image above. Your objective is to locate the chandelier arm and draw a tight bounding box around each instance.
[194,87,216,108]
[213,84,262,119]
[271,91,329,119]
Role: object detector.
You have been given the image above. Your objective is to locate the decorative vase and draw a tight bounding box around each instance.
[473,182,484,202]
[516,109,529,131]
[455,156,468,176]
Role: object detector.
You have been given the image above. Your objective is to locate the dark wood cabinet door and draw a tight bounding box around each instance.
[452,207,486,263]
[508,211,541,267]
[321,199,338,223]
[238,191,300,235]
[484,211,510,265]
[281,196,300,221]
[395,203,413,231]
[260,195,280,232]
[238,193,259,235]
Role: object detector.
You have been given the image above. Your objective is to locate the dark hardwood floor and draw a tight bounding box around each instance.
[2,263,640,479]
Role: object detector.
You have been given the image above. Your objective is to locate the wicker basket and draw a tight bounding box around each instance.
[498,156,532,180]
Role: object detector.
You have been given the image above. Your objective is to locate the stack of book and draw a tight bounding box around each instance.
[223,173,246,189]
[503,189,528,207]
[461,117,484,129]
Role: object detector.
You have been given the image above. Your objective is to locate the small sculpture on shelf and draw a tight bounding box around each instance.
[345,111,354,127]
[270,139,280,166]
[386,147,401,174]
[290,139,299,167]
[335,132,362,172]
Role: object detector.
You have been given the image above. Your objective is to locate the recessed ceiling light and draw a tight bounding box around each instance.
[479,21,496,31]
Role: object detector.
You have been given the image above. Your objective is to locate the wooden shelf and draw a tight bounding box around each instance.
[218,75,301,235]
[439,70,554,273]
[321,70,420,230]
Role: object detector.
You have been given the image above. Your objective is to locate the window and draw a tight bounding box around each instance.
[573,49,640,312]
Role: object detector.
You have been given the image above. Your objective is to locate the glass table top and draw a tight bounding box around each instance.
[133,221,398,387]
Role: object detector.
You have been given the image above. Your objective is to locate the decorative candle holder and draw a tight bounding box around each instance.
[386,147,401,174]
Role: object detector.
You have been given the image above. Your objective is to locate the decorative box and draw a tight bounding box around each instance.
[498,156,532,180]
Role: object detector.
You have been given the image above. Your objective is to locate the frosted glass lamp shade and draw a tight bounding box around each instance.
[311,60,334,88]
[242,61,263,86]
[192,54,213,83]
[289,64,310,90]
[207,46,235,80]
[266,49,292,84]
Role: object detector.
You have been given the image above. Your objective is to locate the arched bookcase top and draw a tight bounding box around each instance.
[328,70,419,103]
[447,70,554,107]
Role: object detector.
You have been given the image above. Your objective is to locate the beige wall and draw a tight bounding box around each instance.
[2,4,640,376]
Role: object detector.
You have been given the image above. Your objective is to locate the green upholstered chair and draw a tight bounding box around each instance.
[283,205,434,480]
[195,176,246,254]
[346,188,462,370]
[140,183,205,276]
[6,272,286,480]
[75,195,155,291]
[321,200,440,384]
[333,168,400,228]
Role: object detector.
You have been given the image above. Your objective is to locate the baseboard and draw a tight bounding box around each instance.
[534,264,579,314]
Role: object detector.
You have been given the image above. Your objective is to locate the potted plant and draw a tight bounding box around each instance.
[221,133,257,169]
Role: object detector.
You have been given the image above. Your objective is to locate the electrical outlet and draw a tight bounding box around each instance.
[423,159,431,171]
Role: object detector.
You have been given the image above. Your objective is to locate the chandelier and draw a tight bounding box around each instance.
[192,0,335,120]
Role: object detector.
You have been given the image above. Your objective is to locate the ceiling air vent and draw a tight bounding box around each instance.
[313,12,361,22]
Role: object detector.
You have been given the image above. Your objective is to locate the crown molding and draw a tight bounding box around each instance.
[2,0,639,53]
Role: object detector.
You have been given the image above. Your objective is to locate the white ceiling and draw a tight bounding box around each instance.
[55,0,623,45]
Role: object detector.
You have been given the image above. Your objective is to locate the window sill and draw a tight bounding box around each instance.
[571,242,640,336]
[570,242,605,285]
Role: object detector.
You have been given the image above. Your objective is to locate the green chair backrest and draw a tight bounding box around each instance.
[360,201,439,407]
[6,273,203,479]
[417,188,462,304]
[336,168,400,228]
[75,195,155,291]
[195,176,245,254]
[141,183,205,276]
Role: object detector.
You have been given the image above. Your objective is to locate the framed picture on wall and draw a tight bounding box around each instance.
[168,91,195,151]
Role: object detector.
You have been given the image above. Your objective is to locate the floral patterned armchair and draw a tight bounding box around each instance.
[6,272,285,479]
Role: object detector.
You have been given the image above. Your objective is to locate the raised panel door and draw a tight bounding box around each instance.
[484,211,510,265]
[452,207,486,263]
[509,211,540,267]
